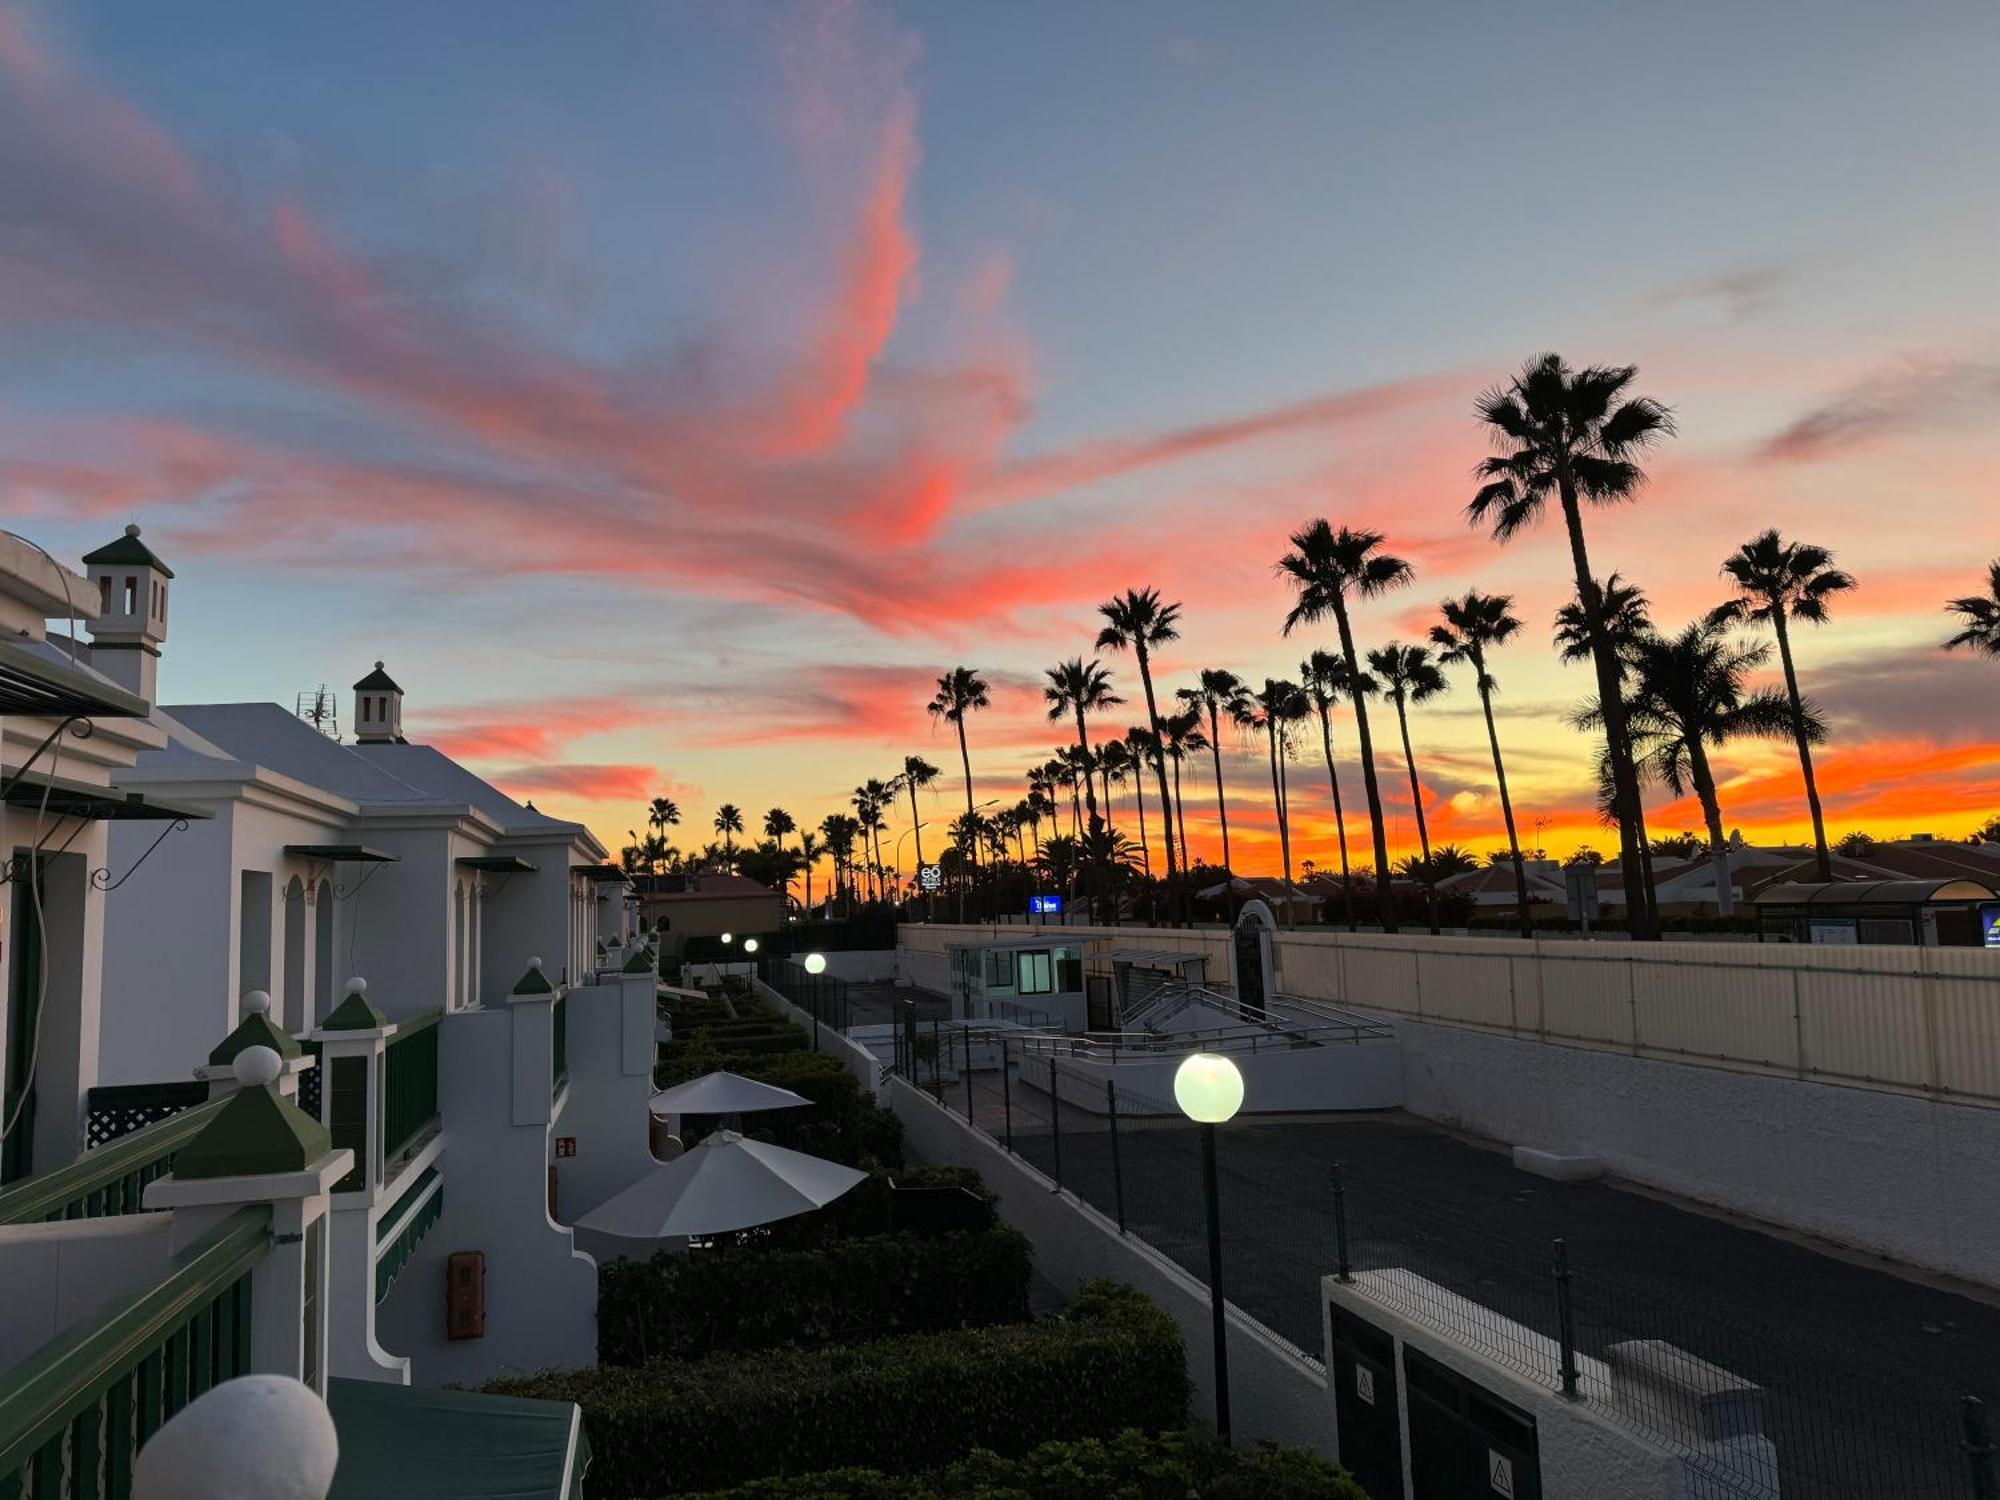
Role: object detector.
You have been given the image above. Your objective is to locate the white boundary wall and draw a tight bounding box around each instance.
[888,1077,1333,1455]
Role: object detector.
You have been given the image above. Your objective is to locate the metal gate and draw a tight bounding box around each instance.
[1233,918,1268,1019]
[1330,1305,1405,1500]
[1404,1345,1542,1500]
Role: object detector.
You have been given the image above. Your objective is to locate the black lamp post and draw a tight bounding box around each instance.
[1175,1051,1246,1445]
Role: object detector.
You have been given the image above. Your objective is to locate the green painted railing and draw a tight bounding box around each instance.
[0,1100,227,1227]
[552,995,569,1091]
[374,1166,443,1304]
[383,1011,442,1165]
[0,1205,271,1496]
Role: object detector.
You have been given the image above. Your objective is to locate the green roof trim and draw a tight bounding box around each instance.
[323,989,390,1031]
[81,524,175,579]
[511,962,556,996]
[621,948,654,973]
[353,661,402,692]
[172,1084,331,1180]
[208,1009,303,1066]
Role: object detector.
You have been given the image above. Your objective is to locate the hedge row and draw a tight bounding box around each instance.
[596,1224,1032,1364]
[675,1430,1369,1500]
[489,1282,1188,1498]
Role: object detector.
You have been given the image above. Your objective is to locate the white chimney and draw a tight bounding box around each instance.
[352,661,405,745]
[83,523,172,705]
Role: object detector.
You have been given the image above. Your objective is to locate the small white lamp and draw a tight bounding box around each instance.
[1173,1049,1243,1445]
[743,938,760,954]
[803,952,828,975]
[1173,1052,1244,1125]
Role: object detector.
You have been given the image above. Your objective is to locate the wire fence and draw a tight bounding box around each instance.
[886,1009,1999,1500]
[756,955,854,1035]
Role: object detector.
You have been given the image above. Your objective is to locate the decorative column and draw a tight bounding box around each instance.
[507,958,558,1128]
[195,990,314,1103]
[309,977,411,1383]
[147,1047,352,1394]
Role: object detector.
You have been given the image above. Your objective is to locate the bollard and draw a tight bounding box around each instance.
[1107,1079,1126,1233]
[1553,1238,1580,1400]
[1332,1163,1352,1283]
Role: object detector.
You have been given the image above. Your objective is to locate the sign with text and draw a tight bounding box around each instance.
[1028,894,1064,916]
[917,863,943,892]
[1982,905,2000,949]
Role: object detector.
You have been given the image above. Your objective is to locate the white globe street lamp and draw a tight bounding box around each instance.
[743,938,759,954]
[720,933,733,945]
[1174,1050,1245,1445]
[803,952,828,975]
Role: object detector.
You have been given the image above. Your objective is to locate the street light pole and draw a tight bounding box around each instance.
[1174,1051,1244,1447]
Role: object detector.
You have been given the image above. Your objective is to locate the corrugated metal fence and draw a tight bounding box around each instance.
[898,923,2000,1106]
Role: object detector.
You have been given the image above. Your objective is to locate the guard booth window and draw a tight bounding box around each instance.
[1017,950,1053,995]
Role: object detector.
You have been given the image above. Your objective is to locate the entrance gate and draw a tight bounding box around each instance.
[1403,1345,1542,1500]
[1329,1305,1404,1500]
[1231,900,1274,1020]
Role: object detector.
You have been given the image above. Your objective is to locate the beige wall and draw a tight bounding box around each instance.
[645,894,784,954]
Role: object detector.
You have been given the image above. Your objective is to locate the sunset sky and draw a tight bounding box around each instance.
[3,0,1996,878]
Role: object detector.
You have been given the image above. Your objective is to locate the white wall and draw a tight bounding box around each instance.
[375,1005,597,1384]
[1385,1010,2000,1290]
[550,975,660,1224]
[889,1076,1333,1455]
[0,1214,175,1370]
[808,949,899,983]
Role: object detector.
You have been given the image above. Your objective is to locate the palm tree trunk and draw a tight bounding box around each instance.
[1333,601,1396,932]
[1266,719,1292,895]
[1073,707,1102,922]
[907,783,927,920]
[1317,704,1357,931]
[1557,482,1656,938]
[1172,755,1190,871]
[1685,736,1736,917]
[1206,704,1232,871]
[805,858,813,918]
[1132,768,1151,876]
[1392,694,1440,935]
[1134,644,1181,910]
[1477,674,1534,939]
[1771,612,1833,881]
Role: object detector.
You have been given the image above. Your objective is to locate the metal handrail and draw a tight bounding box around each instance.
[0,1098,227,1225]
[0,1204,271,1477]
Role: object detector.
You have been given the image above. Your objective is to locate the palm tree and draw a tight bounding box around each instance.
[762,807,796,853]
[713,804,744,866]
[1177,670,1249,872]
[1300,649,1369,931]
[798,830,821,917]
[1160,707,1207,872]
[1123,727,1159,876]
[1045,658,1123,920]
[1098,738,1131,840]
[1368,644,1450,934]
[1622,620,1807,915]
[1710,529,1855,881]
[1234,679,1309,892]
[1097,588,1185,901]
[928,667,990,854]
[900,754,941,910]
[1277,521,1413,929]
[1431,591,1533,937]
[1468,353,1675,938]
[648,797,681,847]
[818,813,858,917]
[1554,574,1653,668]
[1944,560,2000,657]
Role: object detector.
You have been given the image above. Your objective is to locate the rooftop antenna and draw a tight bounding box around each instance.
[295,685,340,741]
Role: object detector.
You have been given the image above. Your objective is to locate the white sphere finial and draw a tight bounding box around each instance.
[242,990,271,1017]
[528,955,544,970]
[133,1374,338,1500]
[343,976,368,997]
[234,1045,283,1090]
[125,522,142,539]
[374,659,384,670]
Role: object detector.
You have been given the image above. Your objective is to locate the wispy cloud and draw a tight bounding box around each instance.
[1755,352,2000,463]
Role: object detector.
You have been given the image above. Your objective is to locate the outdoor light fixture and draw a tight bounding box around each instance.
[1174,1051,1244,1445]
[803,952,827,975]
[720,933,733,944]
[743,938,759,954]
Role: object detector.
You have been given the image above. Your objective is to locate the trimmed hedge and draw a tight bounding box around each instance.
[488,1282,1188,1498]
[596,1225,1033,1364]
[677,1430,1369,1500]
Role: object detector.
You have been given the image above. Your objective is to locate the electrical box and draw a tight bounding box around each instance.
[445,1251,485,1340]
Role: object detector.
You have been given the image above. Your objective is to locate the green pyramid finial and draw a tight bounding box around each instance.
[174,1047,331,1179]
[208,990,303,1065]
[322,977,389,1031]
[512,957,556,996]
[622,947,654,973]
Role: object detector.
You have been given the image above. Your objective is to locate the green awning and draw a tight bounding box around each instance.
[327,1379,589,1499]
[286,844,400,863]
[3,774,214,822]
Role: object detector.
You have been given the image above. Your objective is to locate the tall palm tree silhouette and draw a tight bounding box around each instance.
[1555,574,1662,915]
[1468,353,1674,938]
[1278,520,1413,929]
[1710,529,1855,881]
[1160,707,1207,872]
[1045,658,1123,920]
[1300,648,1370,931]
[649,796,681,847]
[1123,727,1159,876]
[1177,669,1249,873]
[928,666,990,846]
[798,830,820,917]
[1369,644,1450,934]
[1431,591,1533,937]
[1234,679,1309,894]
[900,754,941,912]
[1097,588,1186,902]
[762,807,795,848]
[1945,561,2000,657]
[712,804,744,868]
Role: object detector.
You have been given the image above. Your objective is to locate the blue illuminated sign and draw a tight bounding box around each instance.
[1982,905,2000,949]
[1029,894,1064,915]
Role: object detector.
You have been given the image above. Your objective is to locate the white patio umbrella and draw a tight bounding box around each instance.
[648,1070,812,1119]
[576,1131,868,1239]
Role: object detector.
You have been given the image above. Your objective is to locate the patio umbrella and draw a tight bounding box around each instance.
[648,1070,812,1118]
[575,1130,867,1239]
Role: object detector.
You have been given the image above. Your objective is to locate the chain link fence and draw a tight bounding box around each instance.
[887,1009,1999,1500]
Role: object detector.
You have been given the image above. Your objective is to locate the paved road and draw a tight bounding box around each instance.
[919,1063,1999,1499]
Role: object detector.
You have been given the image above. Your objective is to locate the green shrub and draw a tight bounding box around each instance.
[677,1429,1370,1500]
[489,1282,1188,1498]
[596,1225,1032,1364]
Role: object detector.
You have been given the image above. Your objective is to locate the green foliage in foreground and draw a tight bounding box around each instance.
[488,1282,1188,1498]
[675,1429,1370,1500]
